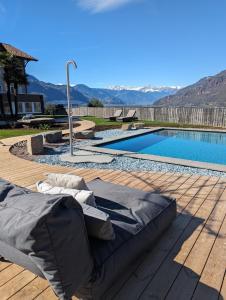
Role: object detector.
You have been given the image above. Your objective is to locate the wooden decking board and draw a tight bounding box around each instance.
[115,172,151,188]
[169,177,202,199]
[0,270,37,300]
[112,199,206,300]
[100,171,124,183]
[34,287,58,300]
[220,273,226,300]
[98,169,121,180]
[163,174,197,195]
[155,175,190,196]
[0,134,225,299]
[139,186,225,300]
[172,177,210,201]
[192,216,226,300]
[0,265,24,287]
[111,176,215,298]
[164,196,226,299]
[113,178,220,300]
[133,172,177,193]
[111,171,142,185]
[9,276,50,300]
[0,261,12,272]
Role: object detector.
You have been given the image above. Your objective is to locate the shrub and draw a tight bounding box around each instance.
[87,98,104,107]
[45,104,67,115]
[39,123,51,130]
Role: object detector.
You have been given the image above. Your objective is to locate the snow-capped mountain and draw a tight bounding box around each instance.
[28,75,180,106]
[106,85,181,105]
[109,85,181,93]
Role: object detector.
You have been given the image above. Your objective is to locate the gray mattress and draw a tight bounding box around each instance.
[77,179,176,299]
[0,178,176,300]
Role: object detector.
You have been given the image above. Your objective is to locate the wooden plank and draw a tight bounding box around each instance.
[0,265,24,287]
[0,131,225,300]
[100,170,124,183]
[170,176,202,199]
[139,196,225,300]
[9,277,49,300]
[0,261,12,272]
[117,171,160,189]
[164,197,226,299]
[112,185,216,299]
[220,273,226,300]
[192,216,226,300]
[0,270,36,300]
[34,287,58,300]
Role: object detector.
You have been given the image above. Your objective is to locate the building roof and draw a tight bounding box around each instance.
[0,43,38,61]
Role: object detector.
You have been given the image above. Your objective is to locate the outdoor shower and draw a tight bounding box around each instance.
[66,60,77,156]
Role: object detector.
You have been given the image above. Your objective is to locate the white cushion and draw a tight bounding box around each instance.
[36,181,96,207]
[46,173,88,191]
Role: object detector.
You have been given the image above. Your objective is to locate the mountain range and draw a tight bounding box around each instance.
[28,69,226,107]
[27,75,179,106]
[155,70,226,107]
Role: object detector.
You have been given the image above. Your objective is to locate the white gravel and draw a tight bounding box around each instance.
[36,129,226,177]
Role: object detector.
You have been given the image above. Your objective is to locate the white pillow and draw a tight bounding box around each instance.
[36,181,96,207]
[46,173,89,191]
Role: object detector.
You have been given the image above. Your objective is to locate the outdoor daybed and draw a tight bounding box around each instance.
[0,177,176,300]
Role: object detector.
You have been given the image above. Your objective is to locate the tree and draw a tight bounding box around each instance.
[0,52,14,116]
[14,70,28,117]
[44,103,56,115]
[87,98,104,107]
[0,52,28,117]
[44,103,67,115]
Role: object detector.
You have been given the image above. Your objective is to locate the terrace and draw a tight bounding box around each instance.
[0,127,225,300]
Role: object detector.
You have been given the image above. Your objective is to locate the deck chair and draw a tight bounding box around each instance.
[117,109,137,122]
[105,109,123,121]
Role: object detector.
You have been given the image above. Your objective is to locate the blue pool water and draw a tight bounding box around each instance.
[100,129,226,165]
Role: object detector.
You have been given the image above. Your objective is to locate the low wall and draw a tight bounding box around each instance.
[72,106,226,128]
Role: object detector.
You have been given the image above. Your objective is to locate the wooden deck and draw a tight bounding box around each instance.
[0,134,225,300]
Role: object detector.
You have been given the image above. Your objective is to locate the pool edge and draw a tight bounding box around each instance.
[79,127,226,173]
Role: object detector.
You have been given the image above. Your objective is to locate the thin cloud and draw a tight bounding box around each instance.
[77,0,136,13]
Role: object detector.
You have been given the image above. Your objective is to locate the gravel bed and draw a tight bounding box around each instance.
[35,129,226,178]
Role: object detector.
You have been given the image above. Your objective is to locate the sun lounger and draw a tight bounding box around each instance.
[105,109,123,121]
[117,109,137,122]
[0,177,176,300]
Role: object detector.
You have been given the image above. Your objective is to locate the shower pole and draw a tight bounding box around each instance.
[66,60,77,156]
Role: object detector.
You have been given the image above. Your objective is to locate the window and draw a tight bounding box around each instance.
[33,102,41,113]
[18,102,24,113]
[25,102,33,112]
[4,104,10,115]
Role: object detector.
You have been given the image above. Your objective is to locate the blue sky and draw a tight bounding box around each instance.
[1,0,226,88]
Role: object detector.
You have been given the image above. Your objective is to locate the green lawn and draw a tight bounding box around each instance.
[0,129,45,140]
[81,116,213,129]
[82,116,124,126]
[0,116,219,141]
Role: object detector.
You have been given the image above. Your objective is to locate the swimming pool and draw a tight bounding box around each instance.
[99,129,226,166]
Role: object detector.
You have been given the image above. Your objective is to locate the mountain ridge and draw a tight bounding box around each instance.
[27,75,179,106]
[154,70,226,107]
